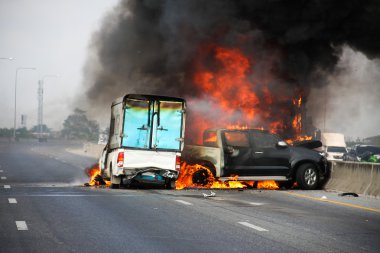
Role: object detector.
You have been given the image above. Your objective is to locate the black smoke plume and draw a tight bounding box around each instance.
[82,0,380,140]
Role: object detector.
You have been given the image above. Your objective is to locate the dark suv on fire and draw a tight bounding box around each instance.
[183,128,330,190]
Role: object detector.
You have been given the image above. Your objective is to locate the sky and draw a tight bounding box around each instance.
[0,0,379,140]
[0,0,118,131]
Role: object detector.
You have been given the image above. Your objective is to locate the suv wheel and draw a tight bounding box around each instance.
[192,165,215,187]
[296,163,319,190]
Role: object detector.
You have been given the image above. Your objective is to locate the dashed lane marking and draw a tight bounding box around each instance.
[4,185,11,189]
[175,200,193,206]
[249,202,265,206]
[1,176,7,180]
[15,221,28,231]
[0,170,3,172]
[8,198,17,204]
[238,221,268,232]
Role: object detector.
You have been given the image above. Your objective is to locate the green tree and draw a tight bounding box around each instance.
[0,128,13,137]
[30,124,50,133]
[61,108,99,141]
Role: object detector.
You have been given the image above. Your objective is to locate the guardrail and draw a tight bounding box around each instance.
[325,161,380,198]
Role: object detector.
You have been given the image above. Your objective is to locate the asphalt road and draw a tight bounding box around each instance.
[0,140,379,253]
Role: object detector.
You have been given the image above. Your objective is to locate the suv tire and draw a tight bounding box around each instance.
[296,163,319,190]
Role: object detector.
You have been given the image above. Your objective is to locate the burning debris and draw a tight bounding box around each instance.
[175,162,279,190]
[84,163,110,187]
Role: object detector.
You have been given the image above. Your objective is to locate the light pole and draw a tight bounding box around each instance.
[14,67,36,140]
[38,75,58,141]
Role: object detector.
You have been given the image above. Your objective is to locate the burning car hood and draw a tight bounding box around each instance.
[292,140,322,150]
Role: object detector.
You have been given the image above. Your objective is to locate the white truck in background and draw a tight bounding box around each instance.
[99,94,186,189]
[321,133,347,161]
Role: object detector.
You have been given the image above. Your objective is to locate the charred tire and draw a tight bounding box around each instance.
[191,163,216,186]
[296,163,319,190]
[192,169,212,186]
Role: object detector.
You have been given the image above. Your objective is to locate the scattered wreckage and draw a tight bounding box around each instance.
[343,144,380,163]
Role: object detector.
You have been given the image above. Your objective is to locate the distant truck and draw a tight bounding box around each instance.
[320,133,347,161]
[99,94,186,188]
[182,128,330,190]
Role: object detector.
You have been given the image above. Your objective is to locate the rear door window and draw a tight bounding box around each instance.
[122,99,151,149]
[251,132,280,149]
[152,101,184,150]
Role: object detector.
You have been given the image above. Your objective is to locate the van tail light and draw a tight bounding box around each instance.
[175,155,181,171]
[117,152,124,167]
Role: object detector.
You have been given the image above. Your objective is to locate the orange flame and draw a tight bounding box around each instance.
[187,44,309,144]
[286,135,313,144]
[85,164,110,186]
[257,181,279,189]
[176,163,279,190]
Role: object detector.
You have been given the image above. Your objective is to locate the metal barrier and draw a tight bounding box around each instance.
[325,161,380,198]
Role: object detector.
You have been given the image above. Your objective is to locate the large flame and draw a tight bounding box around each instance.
[187,44,308,144]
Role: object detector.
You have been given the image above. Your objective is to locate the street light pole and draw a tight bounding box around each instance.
[38,75,58,141]
[13,67,36,140]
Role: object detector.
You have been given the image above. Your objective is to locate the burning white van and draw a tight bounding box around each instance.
[99,94,186,188]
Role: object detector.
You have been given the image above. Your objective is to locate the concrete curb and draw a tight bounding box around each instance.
[325,161,380,198]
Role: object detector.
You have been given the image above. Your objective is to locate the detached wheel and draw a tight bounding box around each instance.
[296,163,319,190]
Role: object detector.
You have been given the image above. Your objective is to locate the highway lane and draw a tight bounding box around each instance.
[0,140,379,253]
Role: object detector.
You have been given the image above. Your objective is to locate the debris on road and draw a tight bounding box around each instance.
[339,192,359,197]
[202,191,216,198]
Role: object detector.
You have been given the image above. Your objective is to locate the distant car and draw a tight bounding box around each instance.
[343,145,380,162]
[321,133,347,161]
[325,146,347,161]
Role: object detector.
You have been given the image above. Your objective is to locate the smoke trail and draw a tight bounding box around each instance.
[80,0,380,138]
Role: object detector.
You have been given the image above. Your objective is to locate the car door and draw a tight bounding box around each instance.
[249,131,291,176]
[222,130,255,176]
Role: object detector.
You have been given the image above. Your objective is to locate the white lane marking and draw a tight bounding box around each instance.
[175,200,193,206]
[4,185,11,189]
[249,202,264,206]
[27,194,139,197]
[238,221,268,232]
[0,170,3,172]
[1,176,7,180]
[8,198,17,204]
[15,221,28,231]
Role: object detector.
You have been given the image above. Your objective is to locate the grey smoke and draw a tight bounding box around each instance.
[80,0,380,139]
